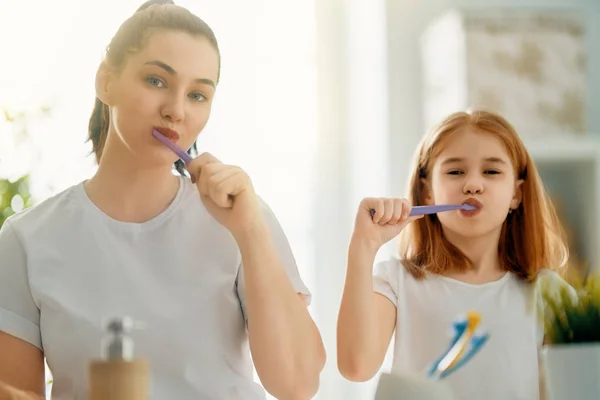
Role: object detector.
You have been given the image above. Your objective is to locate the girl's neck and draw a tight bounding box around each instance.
[441,227,507,284]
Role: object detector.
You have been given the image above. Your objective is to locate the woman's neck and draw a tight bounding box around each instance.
[84,137,181,223]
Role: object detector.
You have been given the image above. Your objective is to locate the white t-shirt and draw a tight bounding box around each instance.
[373,259,562,400]
[0,176,311,400]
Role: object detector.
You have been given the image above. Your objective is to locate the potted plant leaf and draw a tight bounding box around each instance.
[539,268,600,400]
[0,174,33,229]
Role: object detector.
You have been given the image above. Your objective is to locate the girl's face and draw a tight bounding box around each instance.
[424,128,523,239]
[97,30,220,166]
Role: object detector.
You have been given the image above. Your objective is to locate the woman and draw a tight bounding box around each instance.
[0,1,325,399]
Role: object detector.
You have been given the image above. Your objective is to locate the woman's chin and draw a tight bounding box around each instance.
[134,148,179,170]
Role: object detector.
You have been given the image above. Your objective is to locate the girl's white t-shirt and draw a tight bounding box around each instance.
[0,176,310,400]
[373,258,564,400]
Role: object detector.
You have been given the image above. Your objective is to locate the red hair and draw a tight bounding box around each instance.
[399,109,568,282]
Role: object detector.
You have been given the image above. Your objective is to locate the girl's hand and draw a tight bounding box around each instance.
[352,197,422,251]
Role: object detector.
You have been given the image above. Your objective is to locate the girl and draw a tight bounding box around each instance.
[0,1,325,399]
[337,109,569,399]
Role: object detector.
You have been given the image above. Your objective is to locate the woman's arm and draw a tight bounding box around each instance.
[235,225,325,400]
[0,332,45,397]
[0,222,45,397]
[185,154,326,399]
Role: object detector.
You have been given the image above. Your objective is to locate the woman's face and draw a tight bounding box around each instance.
[98,30,220,166]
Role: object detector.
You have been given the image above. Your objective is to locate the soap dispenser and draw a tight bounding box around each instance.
[87,316,148,400]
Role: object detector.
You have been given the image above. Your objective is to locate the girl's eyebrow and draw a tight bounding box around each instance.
[441,157,508,166]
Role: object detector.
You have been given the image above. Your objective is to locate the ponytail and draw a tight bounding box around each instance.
[87,97,110,163]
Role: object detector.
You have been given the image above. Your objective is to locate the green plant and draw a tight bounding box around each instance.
[540,270,600,344]
[0,175,34,229]
[0,104,49,229]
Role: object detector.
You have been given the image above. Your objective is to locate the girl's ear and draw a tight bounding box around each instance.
[510,179,524,210]
[421,178,434,205]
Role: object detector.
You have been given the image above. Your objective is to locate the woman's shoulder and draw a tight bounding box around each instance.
[4,182,84,236]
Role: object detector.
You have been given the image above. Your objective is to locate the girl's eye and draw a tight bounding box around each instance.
[447,170,463,175]
[485,170,501,175]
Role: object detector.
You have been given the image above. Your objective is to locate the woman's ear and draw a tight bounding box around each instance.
[95,62,112,105]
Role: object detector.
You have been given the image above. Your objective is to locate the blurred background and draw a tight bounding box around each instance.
[1,0,599,398]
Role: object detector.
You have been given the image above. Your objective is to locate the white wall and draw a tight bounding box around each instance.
[385,0,600,198]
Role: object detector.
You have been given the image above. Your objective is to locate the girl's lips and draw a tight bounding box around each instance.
[462,198,483,209]
[460,198,483,217]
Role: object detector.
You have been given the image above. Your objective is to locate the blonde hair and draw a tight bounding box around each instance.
[399,109,568,282]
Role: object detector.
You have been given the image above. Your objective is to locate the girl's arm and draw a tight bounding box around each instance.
[337,197,420,381]
[337,238,397,381]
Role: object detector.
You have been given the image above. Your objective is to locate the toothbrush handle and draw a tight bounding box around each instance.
[152,129,193,164]
[409,205,464,216]
[369,205,465,218]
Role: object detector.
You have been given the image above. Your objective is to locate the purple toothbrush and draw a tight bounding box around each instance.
[152,128,193,164]
[369,204,476,218]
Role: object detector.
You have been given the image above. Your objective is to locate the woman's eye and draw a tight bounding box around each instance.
[147,76,165,88]
[189,92,206,102]
[485,170,501,175]
[447,170,463,175]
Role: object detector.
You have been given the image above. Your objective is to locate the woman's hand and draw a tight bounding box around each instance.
[186,153,264,236]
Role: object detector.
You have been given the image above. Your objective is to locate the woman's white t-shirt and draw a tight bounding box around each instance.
[373,259,563,400]
[0,176,310,400]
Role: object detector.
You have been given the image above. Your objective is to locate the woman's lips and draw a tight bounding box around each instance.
[153,127,180,143]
